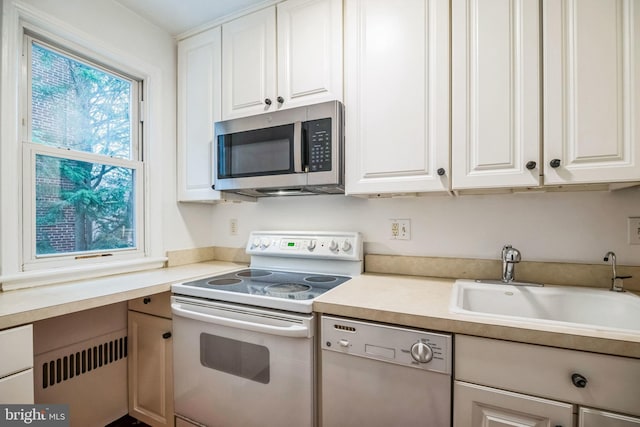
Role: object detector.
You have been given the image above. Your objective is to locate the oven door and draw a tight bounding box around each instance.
[171,296,315,427]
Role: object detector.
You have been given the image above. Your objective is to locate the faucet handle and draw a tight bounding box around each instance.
[502,245,521,262]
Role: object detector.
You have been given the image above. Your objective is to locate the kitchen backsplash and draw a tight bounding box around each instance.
[166,246,640,292]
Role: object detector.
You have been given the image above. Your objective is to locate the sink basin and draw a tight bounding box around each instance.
[450,279,640,334]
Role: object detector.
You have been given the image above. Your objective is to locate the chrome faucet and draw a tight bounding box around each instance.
[501,244,521,283]
[603,251,631,292]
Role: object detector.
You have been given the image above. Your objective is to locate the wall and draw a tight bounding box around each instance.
[13,0,217,252]
[210,187,640,266]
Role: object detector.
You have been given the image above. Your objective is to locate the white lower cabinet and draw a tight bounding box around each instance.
[454,381,573,427]
[579,407,640,427]
[454,335,640,426]
[0,324,34,404]
[128,293,174,427]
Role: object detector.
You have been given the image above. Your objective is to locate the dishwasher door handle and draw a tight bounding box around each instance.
[172,303,311,338]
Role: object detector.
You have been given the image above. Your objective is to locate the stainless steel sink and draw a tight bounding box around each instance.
[449,279,640,333]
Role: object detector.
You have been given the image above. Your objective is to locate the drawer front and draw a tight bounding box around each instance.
[0,369,34,404]
[128,291,172,318]
[579,407,640,426]
[455,335,640,417]
[0,324,33,378]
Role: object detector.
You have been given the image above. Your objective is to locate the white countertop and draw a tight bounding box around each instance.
[0,261,245,330]
[314,273,640,358]
[2,263,638,358]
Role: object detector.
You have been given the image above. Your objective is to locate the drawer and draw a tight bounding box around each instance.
[579,407,640,426]
[128,291,172,318]
[455,335,640,417]
[0,369,34,404]
[0,324,33,378]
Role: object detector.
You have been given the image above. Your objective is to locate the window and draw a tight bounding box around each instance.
[23,36,143,268]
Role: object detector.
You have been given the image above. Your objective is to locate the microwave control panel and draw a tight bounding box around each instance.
[306,118,332,172]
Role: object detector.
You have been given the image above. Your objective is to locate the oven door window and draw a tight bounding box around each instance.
[200,333,270,384]
[218,124,295,178]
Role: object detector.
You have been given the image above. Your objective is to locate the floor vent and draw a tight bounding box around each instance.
[41,335,127,389]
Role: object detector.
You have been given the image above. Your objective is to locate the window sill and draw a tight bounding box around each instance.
[0,257,168,292]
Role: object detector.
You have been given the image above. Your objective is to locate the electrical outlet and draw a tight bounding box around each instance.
[389,219,411,240]
[230,218,238,236]
[389,219,400,239]
[628,217,640,244]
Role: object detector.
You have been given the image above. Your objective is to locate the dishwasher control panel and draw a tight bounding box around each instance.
[321,315,451,374]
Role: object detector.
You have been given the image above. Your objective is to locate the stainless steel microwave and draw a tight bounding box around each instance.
[214,101,344,197]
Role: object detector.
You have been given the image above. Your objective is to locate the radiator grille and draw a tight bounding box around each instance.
[41,336,127,389]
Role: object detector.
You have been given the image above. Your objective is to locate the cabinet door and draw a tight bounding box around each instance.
[580,407,640,427]
[543,0,640,184]
[0,369,34,404]
[128,311,174,427]
[177,28,223,202]
[454,381,574,427]
[222,7,277,119]
[276,0,343,109]
[344,0,450,195]
[452,0,540,190]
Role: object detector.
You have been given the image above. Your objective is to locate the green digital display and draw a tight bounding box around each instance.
[288,242,295,247]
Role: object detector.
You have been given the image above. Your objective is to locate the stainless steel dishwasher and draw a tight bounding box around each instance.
[321,315,452,427]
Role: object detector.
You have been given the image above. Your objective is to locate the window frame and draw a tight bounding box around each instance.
[21,33,146,271]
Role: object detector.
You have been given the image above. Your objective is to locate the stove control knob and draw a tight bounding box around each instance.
[307,240,317,251]
[329,240,339,252]
[250,238,261,249]
[410,341,433,364]
[259,239,271,249]
[341,240,352,251]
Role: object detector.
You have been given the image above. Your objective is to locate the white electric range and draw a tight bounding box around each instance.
[171,231,362,427]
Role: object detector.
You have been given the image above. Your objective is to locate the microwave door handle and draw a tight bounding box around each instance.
[171,303,311,338]
[293,121,304,173]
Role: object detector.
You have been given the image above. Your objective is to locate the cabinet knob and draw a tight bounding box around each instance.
[143,297,151,304]
[162,332,172,339]
[264,98,272,106]
[437,168,446,176]
[550,159,561,168]
[277,96,284,104]
[526,161,537,170]
[571,373,588,388]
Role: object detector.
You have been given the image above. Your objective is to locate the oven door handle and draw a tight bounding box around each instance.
[171,303,311,338]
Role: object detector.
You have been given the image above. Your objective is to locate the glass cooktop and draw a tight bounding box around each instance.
[180,268,351,301]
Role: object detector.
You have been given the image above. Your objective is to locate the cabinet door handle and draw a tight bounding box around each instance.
[277,96,284,104]
[550,158,561,168]
[264,98,272,106]
[437,168,446,176]
[571,373,587,388]
[162,332,172,339]
[526,161,537,170]
[143,297,151,304]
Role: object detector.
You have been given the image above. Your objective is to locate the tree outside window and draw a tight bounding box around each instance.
[29,40,140,256]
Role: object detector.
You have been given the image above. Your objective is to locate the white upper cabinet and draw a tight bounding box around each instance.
[543,0,640,185]
[452,0,541,190]
[344,0,450,195]
[222,7,277,119]
[222,0,342,120]
[177,28,224,202]
[277,0,343,109]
